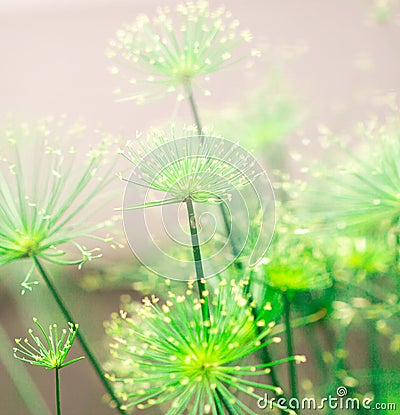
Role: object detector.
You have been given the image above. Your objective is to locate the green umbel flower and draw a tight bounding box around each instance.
[106,279,303,414]
[120,129,260,209]
[107,1,258,103]
[0,119,121,293]
[13,318,83,369]
[212,78,304,153]
[256,210,331,293]
[305,115,400,234]
[334,236,393,279]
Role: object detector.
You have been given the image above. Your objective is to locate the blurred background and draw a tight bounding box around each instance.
[1,0,400,414]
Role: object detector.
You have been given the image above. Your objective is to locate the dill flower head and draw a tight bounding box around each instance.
[213,79,304,154]
[256,209,331,293]
[0,119,122,292]
[107,1,258,103]
[121,129,261,208]
[106,279,302,414]
[120,129,275,280]
[334,236,394,280]
[13,318,83,369]
[304,114,400,234]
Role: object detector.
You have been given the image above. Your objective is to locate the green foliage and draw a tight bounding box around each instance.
[210,75,304,154]
[305,115,400,235]
[107,1,257,103]
[256,209,332,293]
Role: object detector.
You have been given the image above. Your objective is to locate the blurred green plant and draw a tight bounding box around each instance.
[304,116,400,236]
[0,119,122,293]
[0,118,126,413]
[208,74,305,165]
[100,0,400,412]
[252,207,331,407]
[107,1,258,104]
[294,109,400,410]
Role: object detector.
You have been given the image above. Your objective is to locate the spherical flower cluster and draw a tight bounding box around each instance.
[120,129,259,209]
[305,115,400,234]
[13,318,83,369]
[0,119,122,293]
[107,1,258,103]
[257,209,331,293]
[105,279,303,414]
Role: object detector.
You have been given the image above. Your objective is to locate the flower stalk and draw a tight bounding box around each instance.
[185,200,227,415]
[32,256,126,415]
[185,198,210,333]
[185,80,245,269]
[13,318,83,415]
[185,82,203,135]
[55,367,61,415]
[184,81,290,405]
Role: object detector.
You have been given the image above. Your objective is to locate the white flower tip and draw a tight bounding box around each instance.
[295,355,307,364]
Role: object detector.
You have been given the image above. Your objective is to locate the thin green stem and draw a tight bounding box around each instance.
[185,199,210,328]
[216,388,240,415]
[55,368,61,415]
[244,286,288,415]
[220,201,243,270]
[259,346,281,390]
[32,256,126,415]
[185,82,285,409]
[283,292,299,404]
[186,81,244,272]
[185,83,203,134]
[185,199,223,415]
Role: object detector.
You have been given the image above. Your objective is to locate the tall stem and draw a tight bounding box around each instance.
[185,199,227,414]
[55,368,61,415]
[283,292,299,404]
[185,199,210,328]
[220,201,243,270]
[186,82,244,273]
[185,83,203,134]
[32,256,125,415]
[185,82,285,402]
